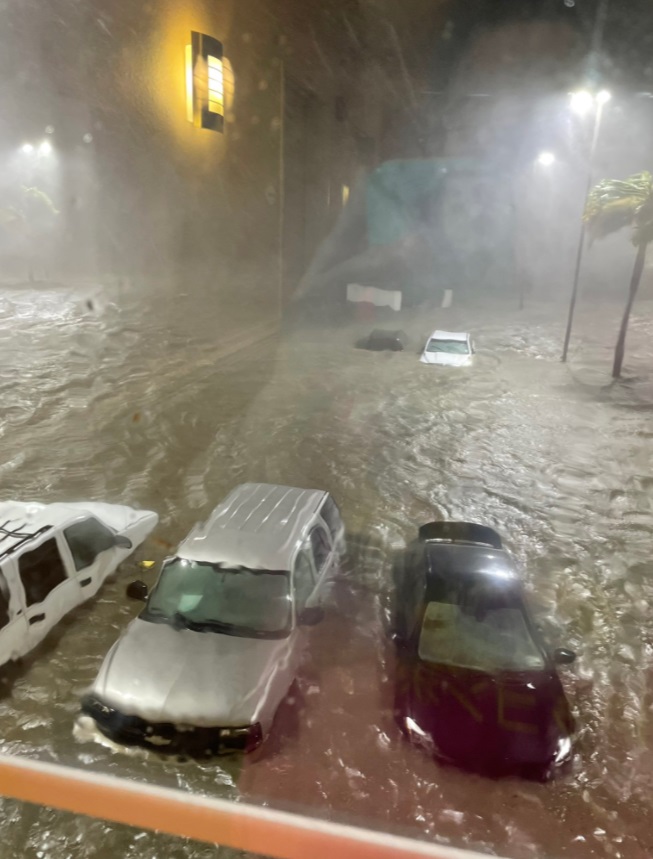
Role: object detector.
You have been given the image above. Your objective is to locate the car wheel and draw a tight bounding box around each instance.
[521,763,551,782]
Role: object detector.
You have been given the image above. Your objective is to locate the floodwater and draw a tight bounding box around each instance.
[0,281,652,859]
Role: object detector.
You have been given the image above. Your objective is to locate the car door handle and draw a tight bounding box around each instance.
[29,614,45,625]
[80,577,92,587]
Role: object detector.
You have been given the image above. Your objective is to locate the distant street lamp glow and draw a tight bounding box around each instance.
[569,89,594,116]
[21,143,34,154]
[596,89,612,105]
[537,151,556,167]
[38,140,53,156]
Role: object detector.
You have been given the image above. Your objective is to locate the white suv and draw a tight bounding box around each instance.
[0,501,158,666]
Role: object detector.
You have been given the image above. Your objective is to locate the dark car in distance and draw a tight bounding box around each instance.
[357,329,408,352]
[391,522,576,780]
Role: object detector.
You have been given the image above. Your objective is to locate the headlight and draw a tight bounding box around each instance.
[405,716,427,738]
[554,736,572,764]
[81,695,113,717]
[219,723,263,752]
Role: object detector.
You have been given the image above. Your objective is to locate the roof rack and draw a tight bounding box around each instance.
[0,521,53,563]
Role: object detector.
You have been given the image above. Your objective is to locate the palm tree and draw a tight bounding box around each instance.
[584,171,653,379]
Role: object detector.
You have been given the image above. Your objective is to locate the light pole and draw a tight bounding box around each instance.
[561,89,611,362]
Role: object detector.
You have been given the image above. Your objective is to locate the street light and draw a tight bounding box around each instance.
[537,151,556,167]
[561,89,612,362]
[569,89,594,116]
[20,140,54,157]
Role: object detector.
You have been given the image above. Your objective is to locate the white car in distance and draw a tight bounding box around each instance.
[0,501,158,667]
[420,330,474,367]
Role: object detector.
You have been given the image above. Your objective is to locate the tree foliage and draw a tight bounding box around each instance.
[0,185,58,233]
[584,171,653,246]
[583,171,653,378]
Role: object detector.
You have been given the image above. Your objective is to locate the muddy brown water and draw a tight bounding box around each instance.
[0,283,652,859]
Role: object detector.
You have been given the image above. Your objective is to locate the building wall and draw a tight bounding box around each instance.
[0,0,390,332]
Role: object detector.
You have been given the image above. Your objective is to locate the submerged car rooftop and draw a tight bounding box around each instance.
[178,483,328,571]
[428,330,469,341]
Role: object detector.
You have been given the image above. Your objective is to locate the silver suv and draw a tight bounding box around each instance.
[81,483,346,756]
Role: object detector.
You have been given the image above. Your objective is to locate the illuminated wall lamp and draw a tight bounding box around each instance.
[185,32,225,132]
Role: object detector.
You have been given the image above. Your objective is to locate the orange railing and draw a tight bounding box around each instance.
[0,752,504,859]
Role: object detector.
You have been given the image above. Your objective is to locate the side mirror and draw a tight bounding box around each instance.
[114,535,133,550]
[126,580,148,601]
[553,647,576,665]
[298,606,324,626]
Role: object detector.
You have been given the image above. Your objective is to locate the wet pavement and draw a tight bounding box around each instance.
[0,282,652,858]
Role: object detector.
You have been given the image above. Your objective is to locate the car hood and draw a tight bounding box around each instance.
[90,618,291,726]
[396,660,573,774]
[420,351,471,366]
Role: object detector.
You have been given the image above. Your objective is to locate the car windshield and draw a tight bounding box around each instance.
[418,575,545,672]
[426,339,470,355]
[142,558,292,639]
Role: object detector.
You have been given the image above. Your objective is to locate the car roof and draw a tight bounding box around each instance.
[0,501,86,561]
[428,330,469,341]
[421,542,519,584]
[178,483,328,571]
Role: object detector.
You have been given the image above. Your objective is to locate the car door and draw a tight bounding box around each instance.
[293,546,318,615]
[15,533,76,648]
[319,495,346,556]
[271,547,316,695]
[307,523,334,601]
[61,516,123,598]
[393,543,426,644]
[0,563,29,666]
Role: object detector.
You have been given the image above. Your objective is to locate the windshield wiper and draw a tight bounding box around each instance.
[187,617,240,635]
[164,612,237,635]
[182,616,285,639]
[169,611,204,631]
[147,608,285,639]
[142,606,170,621]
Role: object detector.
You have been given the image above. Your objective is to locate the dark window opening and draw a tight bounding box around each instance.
[19,539,68,606]
[0,569,10,629]
[64,518,115,572]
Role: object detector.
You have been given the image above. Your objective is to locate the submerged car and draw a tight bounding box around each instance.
[82,482,346,756]
[359,329,408,352]
[392,521,576,780]
[0,501,158,667]
[420,330,474,366]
